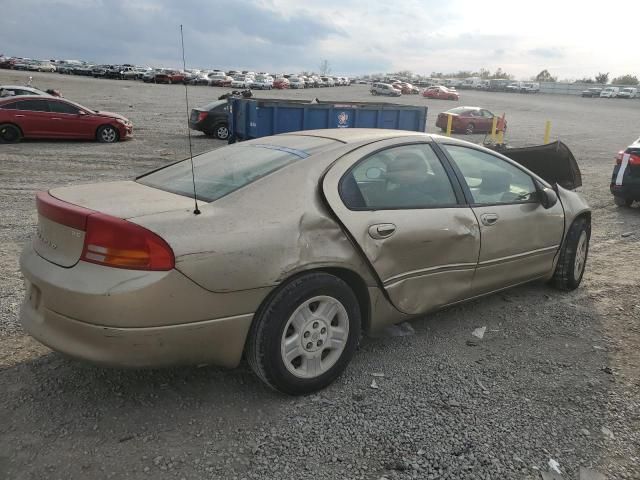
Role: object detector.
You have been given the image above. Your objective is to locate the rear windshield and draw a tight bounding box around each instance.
[137,136,338,202]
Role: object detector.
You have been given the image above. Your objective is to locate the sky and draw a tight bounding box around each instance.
[0,0,638,80]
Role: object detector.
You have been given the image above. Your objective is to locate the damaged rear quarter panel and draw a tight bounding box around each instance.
[132,149,378,294]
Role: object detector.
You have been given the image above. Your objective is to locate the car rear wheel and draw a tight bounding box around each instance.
[246,272,361,395]
[552,217,590,291]
[613,196,633,207]
[96,125,119,143]
[212,124,229,140]
[465,123,475,134]
[0,124,21,143]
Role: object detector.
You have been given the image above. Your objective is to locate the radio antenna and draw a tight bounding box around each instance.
[180,24,200,215]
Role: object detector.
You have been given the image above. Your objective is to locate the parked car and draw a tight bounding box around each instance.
[210,75,233,87]
[320,76,335,87]
[610,136,640,207]
[0,96,132,143]
[18,129,590,394]
[34,61,56,72]
[189,73,212,86]
[92,65,109,78]
[0,57,17,69]
[73,64,94,76]
[0,85,55,97]
[617,87,638,99]
[273,77,290,89]
[167,71,188,84]
[436,106,506,134]
[423,86,459,100]
[581,87,603,98]
[506,82,522,92]
[289,77,305,89]
[600,87,619,98]
[252,75,273,90]
[520,82,540,93]
[188,100,230,139]
[231,75,254,89]
[370,83,401,96]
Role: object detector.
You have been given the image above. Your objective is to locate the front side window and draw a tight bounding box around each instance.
[443,145,537,204]
[48,101,81,114]
[340,144,458,210]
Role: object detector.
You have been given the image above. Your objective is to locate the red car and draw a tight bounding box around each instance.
[154,70,187,84]
[0,96,133,143]
[273,77,290,89]
[423,86,459,100]
[435,106,506,135]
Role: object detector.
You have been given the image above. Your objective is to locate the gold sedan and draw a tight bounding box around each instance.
[20,129,590,395]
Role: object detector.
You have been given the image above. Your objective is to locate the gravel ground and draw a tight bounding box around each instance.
[0,71,638,480]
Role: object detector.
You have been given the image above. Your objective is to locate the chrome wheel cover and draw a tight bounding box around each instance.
[280,296,349,379]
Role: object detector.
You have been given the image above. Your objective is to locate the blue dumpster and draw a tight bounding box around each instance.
[227,98,427,142]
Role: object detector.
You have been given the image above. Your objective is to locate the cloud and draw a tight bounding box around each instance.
[0,0,636,78]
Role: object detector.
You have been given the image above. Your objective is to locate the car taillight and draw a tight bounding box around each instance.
[81,213,174,270]
[616,151,640,166]
[36,192,174,271]
[197,111,208,122]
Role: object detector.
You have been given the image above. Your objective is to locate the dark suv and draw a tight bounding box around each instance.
[611,137,640,207]
[189,100,230,139]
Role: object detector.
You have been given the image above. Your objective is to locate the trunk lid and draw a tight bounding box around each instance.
[34,181,193,268]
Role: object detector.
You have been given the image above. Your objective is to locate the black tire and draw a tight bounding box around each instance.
[246,272,361,395]
[212,123,229,140]
[613,196,633,207]
[0,124,21,143]
[552,217,590,291]
[96,125,119,143]
[465,123,475,134]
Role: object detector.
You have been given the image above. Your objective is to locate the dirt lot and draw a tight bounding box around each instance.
[0,71,638,480]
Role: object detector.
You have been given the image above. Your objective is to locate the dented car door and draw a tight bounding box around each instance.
[322,137,480,315]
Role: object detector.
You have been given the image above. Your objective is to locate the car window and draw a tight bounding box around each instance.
[481,110,494,118]
[340,144,458,210]
[14,99,50,112]
[48,101,81,114]
[138,137,339,203]
[0,101,17,109]
[443,145,537,204]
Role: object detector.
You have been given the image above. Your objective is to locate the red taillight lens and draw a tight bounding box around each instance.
[629,153,640,166]
[36,191,93,230]
[81,214,174,271]
[197,111,208,122]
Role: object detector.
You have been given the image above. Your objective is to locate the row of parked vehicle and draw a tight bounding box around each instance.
[581,86,638,98]
[370,82,461,100]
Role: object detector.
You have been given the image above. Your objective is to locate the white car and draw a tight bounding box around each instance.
[289,77,305,89]
[506,82,522,92]
[617,87,637,99]
[520,82,540,93]
[252,75,273,90]
[0,85,54,97]
[600,87,620,98]
[230,75,254,88]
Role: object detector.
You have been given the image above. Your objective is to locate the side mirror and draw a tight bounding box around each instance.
[78,110,87,116]
[539,186,558,209]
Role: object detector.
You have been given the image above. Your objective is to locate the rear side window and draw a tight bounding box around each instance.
[14,100,50,112]
[138,137,338,202]
[0,102,17,110]
[340,144,458,210]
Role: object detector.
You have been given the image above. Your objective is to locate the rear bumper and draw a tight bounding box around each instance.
[19,245,262,368]
[611,180,640,200]
[21,297,252,368]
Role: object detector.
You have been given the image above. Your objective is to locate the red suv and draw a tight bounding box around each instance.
[273,78,290,89]
[0,96,132,143]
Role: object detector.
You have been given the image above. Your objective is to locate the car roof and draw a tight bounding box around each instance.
[282,128,429,144]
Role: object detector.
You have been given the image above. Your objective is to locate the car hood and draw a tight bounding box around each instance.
[488,141,582,190]
[93,111,129,122]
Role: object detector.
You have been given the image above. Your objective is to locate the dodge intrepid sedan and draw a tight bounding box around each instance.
[20,129,590,394]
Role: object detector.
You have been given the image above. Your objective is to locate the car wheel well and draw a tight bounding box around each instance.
[0,122,23,136]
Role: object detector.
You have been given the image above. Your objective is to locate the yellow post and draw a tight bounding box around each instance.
[497,130,504,144]
[446,114,453,136]
[491,116,498,141]
[544,120,551,144]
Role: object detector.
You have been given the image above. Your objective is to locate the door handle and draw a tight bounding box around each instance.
[480,213,499,226]
[368,223,396,239]
[15,114,25,118]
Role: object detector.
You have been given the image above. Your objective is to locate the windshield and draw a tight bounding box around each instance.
[137,137,339,202]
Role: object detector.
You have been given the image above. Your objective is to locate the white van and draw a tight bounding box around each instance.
[600,87,620,98]
[618,87,638,99]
